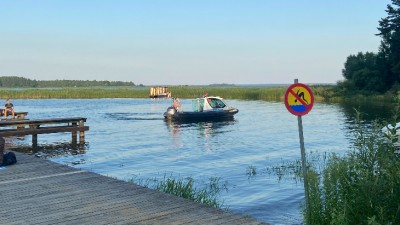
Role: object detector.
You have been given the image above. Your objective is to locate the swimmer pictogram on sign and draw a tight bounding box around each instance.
[284,83,314,116]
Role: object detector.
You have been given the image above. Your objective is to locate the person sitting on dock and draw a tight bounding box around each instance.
[4,99,15,119]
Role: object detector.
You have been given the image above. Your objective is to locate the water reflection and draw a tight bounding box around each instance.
[338,101,394,123]
[165,119,237,152]
[105,112,163,121]
[165,119,236,137]
[9,141,88,160]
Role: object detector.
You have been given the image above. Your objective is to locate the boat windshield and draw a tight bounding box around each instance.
[192,99,204,112]
[207,98,226,109]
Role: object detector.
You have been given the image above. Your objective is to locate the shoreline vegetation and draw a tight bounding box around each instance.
[304,109,400,224]
[0,76,398,103]
[0,85,398,104]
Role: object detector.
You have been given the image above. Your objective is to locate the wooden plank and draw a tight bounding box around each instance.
[0,117,87,127]
[0,153,269,225]
[0,126,89,136]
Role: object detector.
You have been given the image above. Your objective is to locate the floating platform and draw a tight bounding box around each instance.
[149,86,171,98]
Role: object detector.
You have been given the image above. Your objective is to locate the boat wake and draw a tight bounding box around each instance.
[105,112,164,121]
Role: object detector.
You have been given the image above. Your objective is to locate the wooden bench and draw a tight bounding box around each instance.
[0,117,89,147]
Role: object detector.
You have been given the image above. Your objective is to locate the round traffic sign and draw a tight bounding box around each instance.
[285,83,314,116]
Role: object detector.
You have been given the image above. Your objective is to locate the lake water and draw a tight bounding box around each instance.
[8,98,392,225]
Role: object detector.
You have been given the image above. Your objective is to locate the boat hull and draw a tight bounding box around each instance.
[164,107,239,122]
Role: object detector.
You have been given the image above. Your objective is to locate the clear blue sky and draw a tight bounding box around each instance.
[0,0,391,85]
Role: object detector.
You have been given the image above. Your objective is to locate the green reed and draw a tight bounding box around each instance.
[0,87,149,99]
[129,175,227,208]
[0,85,310,101]
[1,85,394,103]
[169,86,287,101]
[303,108,400,225]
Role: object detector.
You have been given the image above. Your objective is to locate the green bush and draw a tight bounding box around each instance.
[305,110,400,225]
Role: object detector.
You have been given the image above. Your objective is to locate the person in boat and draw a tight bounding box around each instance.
[207,98,225,108]
[3,99,15,119]
[203,92,209,97]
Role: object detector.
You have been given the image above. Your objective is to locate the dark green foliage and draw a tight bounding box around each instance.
[0,76,39,87]
[341,0,400,93]
[341,52,384,93]
[377,0,400,86]
[38,79,135,87]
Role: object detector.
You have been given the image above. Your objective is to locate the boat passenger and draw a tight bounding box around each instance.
[207,98,225,109]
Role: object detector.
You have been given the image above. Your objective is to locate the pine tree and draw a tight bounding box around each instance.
[377,0,400,86]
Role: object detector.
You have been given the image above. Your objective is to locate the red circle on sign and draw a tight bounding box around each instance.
[284,83,314,116]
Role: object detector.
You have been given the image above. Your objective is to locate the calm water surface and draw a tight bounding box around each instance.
[8,98,391,225]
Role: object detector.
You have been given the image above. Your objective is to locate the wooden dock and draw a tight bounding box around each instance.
[0,152,268,225]
[0,117,89,147]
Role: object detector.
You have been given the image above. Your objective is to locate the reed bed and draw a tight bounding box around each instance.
[169,86,287,101]
[0,86,289,101]
[0,85,385,102]
[0,88,149,99]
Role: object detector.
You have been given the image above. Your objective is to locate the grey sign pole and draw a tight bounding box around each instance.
[294,78,311,219]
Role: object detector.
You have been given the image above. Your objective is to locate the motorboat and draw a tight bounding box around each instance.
[164,96,239,122]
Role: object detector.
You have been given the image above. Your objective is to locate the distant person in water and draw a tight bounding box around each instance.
[4,99,14,119]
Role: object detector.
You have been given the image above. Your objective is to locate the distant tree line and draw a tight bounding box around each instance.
[339,0,400,94]
[0,76,135,87]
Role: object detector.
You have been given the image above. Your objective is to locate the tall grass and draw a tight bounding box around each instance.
[304,108,400,225]
[0,87,149,99]
[0,85,328,101]
[169,86,287,101]
[129,175,227,208]
[1,85,397,103]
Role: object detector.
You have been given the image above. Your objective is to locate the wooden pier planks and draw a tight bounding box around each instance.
[0,153,268,225]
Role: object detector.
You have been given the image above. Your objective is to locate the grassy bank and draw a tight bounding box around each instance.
[0,87,149,99]
[0,85,312,101]
[0,85,398,103]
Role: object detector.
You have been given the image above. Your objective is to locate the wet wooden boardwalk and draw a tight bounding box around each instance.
[0,152,268,225]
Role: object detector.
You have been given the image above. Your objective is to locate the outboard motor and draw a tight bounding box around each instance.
[164,106,177,119]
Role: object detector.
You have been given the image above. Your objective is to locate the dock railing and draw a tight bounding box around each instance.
[0,117,89,147]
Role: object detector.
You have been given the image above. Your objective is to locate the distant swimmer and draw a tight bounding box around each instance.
[295,89,309,104]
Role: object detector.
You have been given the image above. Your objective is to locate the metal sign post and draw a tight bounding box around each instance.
[284,78,314,219]
[297,100,310,219]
